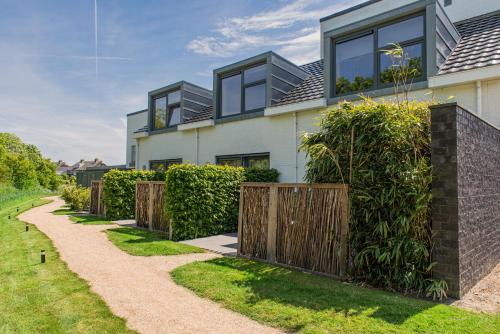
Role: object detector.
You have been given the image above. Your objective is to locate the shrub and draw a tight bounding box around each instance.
[102,170,165,220]
[301,99,435,295]
[244,168,279,182]
[165,164,245,240]
[61,181,90,211]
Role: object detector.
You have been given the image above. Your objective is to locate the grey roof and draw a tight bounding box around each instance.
[183,105,213,124]
[274,60,324,107]
[439,11,500,75]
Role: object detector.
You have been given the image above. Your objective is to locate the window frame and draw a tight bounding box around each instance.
[130,145,136,166]
[218,62,267,119]
[215,153,270,168]
[331,11,426,98]
[149,158,183,171]
[151,89,182,131]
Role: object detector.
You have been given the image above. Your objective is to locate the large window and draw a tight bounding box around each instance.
[152,90,182,130]
[149,158,182,171]
[130,145,136,166]
[333,14,425,96]
[220,64,266,117]
[216,153,270,169]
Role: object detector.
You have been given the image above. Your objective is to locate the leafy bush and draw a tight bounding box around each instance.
[61,181,90,211]
[0,133,58,190]
[165,164,245,240]
[301,99,436,295]
[244,168,279,182]
[102,170,165,220]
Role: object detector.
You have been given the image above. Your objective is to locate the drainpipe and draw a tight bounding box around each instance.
[195,128,199,165]
[135,140,139,170]
[293,112,298,183]
[476,81,482,117]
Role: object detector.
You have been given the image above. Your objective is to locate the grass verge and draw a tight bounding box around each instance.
[0,193,135,333]
[52,206,112,225]
[171,257,500,334]
[105,226,203,256]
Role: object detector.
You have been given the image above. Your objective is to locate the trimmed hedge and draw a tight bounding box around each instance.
[301,99,436,296]
[61,181,90,211]
[102,170,165,220]
[165,164,245,240]
[244,168,279,183]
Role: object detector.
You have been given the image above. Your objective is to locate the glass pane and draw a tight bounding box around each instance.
[168,90,181,105]
[245,84,266,111]
[168,107,181,126]
[218,158,242,167]
[221,74,241,116]
[244,64,266,84]
[335,34,374,95]
[151,161,166,171]
[378,16,424,47]
[246,156,269,169]
[166,159,181,168]
[380,43,423,84]
[153,96,167,129]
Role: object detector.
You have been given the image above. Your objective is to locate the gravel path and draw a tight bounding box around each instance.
[20,197,281,334]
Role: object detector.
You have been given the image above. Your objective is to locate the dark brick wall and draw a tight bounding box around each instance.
[431,103,500,298]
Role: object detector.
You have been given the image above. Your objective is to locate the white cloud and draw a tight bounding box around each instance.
[187,0,362,64]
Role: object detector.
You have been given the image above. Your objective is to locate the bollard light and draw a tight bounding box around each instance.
[8,215,10,220]
[16,207,19,212]
[40,250,46,264]
[32,203,34,207]
[25,224,29,232]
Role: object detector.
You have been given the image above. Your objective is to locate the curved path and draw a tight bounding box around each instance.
[20,197,281,334]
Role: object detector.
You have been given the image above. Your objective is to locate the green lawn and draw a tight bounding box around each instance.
[52,207,112,225]
[105,226,203,256]
[172,257,500,334]
[0,193,135,333]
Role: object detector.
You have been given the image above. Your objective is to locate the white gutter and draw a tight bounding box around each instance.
[429,64,500,88]
[476,81,482,117]
[264,98,326,117]
[293,112,298,183]
[178,119,214,131]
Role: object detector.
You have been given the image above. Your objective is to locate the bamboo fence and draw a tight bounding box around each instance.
[89,180,105,216]
[238,183,349,278]
[135,181,171,238]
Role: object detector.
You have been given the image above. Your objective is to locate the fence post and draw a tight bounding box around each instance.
[148,183,154,231]
[237,184,244,256]
[266,184,278,262]
[339,186,349,278]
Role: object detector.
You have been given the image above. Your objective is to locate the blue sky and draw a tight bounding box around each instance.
[0,0,361,164]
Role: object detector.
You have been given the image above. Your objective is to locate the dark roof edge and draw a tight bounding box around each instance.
[320,0,382,22]
[127,109,148,117]
[453,9,500,26]
[148,80,211,97]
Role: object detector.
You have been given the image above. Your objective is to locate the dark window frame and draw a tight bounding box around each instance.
[218,63,267,119]
[331,11,426,98]
[130,145,136,166]
[215,153,270,168]
[149,158,183,171]
[151,89,182,131]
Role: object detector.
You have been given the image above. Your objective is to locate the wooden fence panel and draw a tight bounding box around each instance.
[89,181,104,216]
[238,185,269,259]
[238,183,349,278]
[135,181,170,236]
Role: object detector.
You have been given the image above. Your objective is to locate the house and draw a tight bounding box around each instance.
[126,0,500,182]
[57,158,106,177]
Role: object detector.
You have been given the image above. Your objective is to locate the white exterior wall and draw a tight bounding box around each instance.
[130,78,500,180]
[126,111,147,167]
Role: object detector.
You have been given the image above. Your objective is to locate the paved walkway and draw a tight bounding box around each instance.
[180,233,238,256]
[20,197,281,334]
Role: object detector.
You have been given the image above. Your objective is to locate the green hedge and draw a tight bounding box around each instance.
[102,170,165,220]
[244,168,279,182]
[301,100,437,296]
[61,181,90,211]
[165,164,245,240]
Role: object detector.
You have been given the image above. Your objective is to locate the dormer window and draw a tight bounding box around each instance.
[220,63,267,117]
[332,13,425,97]
[152,90,181,129]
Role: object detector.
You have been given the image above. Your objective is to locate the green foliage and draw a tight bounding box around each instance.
[165,164,245,240]
[244,167,280,182]
[60,180,90,211]
[335,76,374,95]
[102,169,165,220]
[0,133,58,190]
[301,99,438,295]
